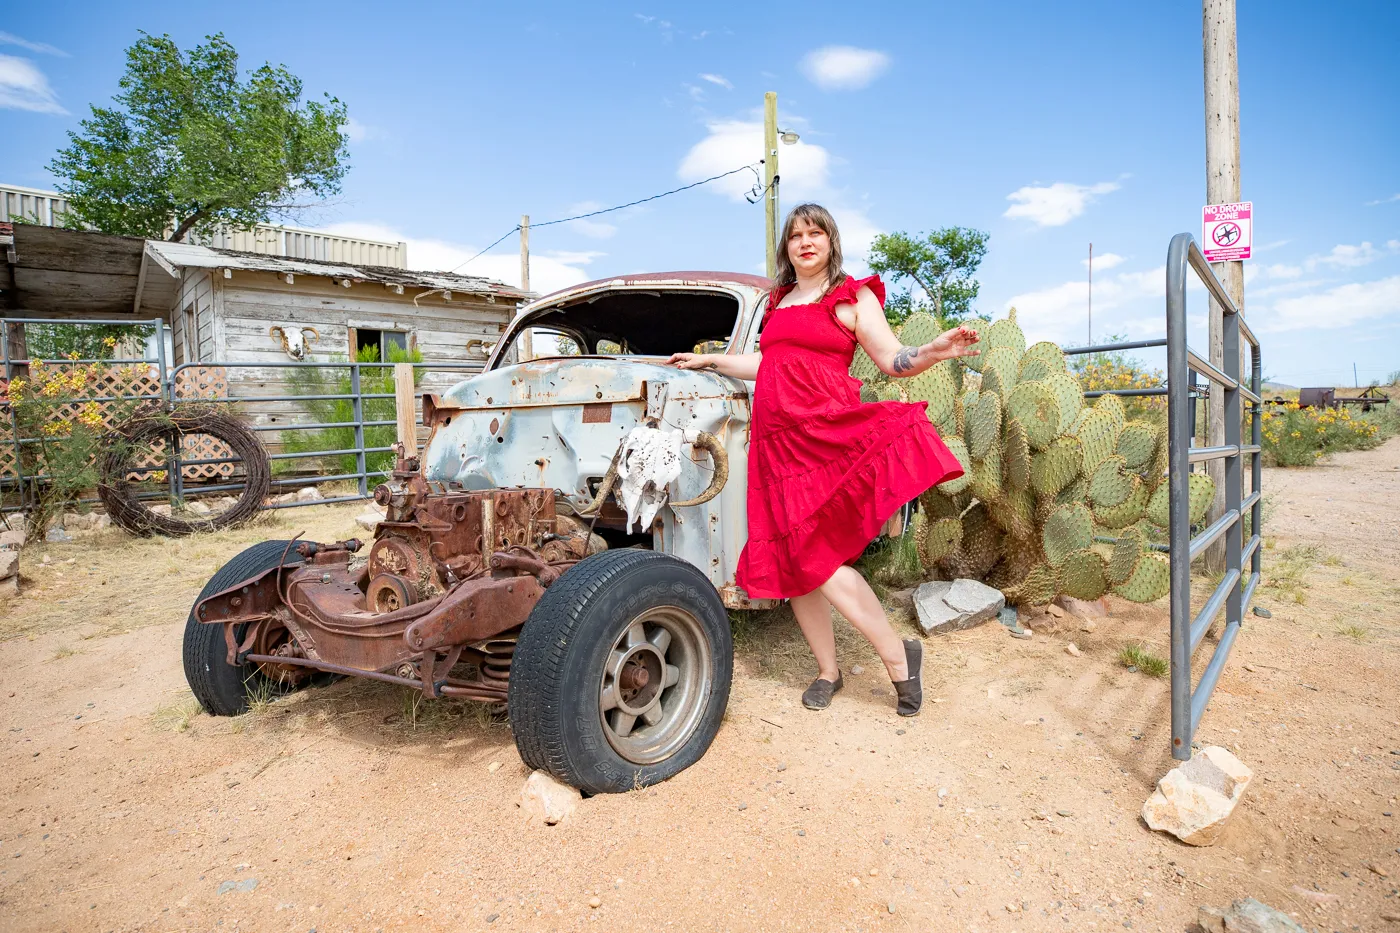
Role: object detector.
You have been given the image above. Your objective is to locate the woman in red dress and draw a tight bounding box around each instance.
[668,203,977,716]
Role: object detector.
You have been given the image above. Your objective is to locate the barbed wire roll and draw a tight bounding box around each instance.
[98,404,271,538]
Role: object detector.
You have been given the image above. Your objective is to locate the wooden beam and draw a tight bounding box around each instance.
[131,251,149,314]
[394,362,417,456]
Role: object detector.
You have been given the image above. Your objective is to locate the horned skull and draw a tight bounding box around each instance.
[268,325,320,361]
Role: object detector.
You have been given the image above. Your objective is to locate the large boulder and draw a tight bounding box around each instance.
[1142,745,1253,846]
[913,579,1006,635]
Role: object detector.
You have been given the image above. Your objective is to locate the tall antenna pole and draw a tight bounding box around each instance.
[1087,242,1093,345]
[518,214,533,361]
[763,91,779,281]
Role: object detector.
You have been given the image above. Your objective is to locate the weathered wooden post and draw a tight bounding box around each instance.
[394,362,416,456]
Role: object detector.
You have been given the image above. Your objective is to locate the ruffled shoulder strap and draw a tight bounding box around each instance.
[823,273,886,310]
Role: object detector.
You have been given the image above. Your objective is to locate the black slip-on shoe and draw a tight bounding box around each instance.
[801,674,844,710]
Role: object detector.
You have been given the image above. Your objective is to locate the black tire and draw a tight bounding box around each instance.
[509,549,733,794]
[182,540,304,716]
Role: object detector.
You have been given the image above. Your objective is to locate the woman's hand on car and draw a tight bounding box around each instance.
[666,352,717,370]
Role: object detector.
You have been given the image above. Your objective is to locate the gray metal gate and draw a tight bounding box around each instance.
[1062,232,1261,761]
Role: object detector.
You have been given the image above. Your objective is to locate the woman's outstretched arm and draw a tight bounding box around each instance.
[665,351,762,381]
[847,287,981,377]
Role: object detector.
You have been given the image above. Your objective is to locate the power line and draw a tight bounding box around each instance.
[446,161,763,274]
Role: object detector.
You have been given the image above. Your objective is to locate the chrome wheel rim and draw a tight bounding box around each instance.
[599,606,711,765]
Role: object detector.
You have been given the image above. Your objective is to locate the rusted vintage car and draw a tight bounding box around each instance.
[184,272,776,793]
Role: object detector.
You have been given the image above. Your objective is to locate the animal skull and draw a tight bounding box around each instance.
[268,325,320,361]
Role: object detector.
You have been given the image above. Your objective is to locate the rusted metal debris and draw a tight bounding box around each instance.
[194,449,595,700]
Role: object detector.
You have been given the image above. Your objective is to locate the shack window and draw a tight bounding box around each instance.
[355,328,408,361]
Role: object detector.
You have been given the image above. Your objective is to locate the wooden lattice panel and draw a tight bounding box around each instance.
[174,366,229,401]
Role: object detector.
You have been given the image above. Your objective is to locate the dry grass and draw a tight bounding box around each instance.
[0,501,368,641]
[1117,643,1169,677]
[1263,543,1323,606]
[151,693,203,733]
[1335,622,1369,641]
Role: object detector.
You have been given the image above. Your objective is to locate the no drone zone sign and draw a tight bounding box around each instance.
[1202,202,1252,262]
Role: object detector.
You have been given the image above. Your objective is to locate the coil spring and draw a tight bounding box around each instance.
[479,638,516,683]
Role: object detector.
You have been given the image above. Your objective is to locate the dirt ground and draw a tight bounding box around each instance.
[3,441,1399,933]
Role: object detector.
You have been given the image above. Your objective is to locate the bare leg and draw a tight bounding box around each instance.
[789,590,840,682]
[818,565,910,682]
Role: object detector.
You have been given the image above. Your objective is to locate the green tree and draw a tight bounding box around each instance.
[868,227,990,327]
[50,32,349,242]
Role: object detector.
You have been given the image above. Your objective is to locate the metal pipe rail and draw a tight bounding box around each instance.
[1166,232,1263,760]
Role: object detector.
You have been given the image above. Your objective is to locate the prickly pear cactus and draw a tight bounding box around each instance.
[848,305,1209,606]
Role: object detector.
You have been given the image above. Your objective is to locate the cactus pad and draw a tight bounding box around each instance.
[982,345,1021,398]
[962,318,989,372]
[1006,381,1061,451]
[1046,372,1085,432]
[945,503,1003,579]
[850,345,882,385]
[919,488,963,521]
[1019,341,1068,382]
[936,437,972,494]
[1145,472,1216,527]
[984,312,1026,356]
[1042,502,1094,567]
[1117,420,1160,470]
[873,383,906,403]
[967,391,1003,460]
[1074,408,1120,472]
[1059,548,1108,600]
[1004,562,1059,606]
[969,441,1003,503]
[980,363,1004,399]
[898,311,943,349]
[1094,392,1126,431]
[907,359,960,428]
[1030,435,1085,497]
[1004,418,1031,491]
[1112,552,1171,603]
[919,517,963,565]
[1087,455,1137,508]
[990,484,1036,541]
[1054,475,1088,507]
[1107,528,1145,586]
[1093,478,1149,529]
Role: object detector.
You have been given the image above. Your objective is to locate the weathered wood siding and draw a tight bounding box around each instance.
[207,271,512,452]
[170,270,216,365]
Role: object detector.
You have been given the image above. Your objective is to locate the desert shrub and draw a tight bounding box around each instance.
[280,344,423,481]
[1260,401,1382,466]
[3,344,155,532]
[1068,336,1166,424]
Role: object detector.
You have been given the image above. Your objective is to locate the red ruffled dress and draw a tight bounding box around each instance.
[735,274,965,599]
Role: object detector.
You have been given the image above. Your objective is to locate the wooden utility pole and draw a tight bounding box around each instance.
[394,362,416,456]
[763,91,779,281]
[518,214,533,362]
[1203,0,1243,572]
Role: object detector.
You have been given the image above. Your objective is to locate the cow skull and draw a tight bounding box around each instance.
[268,325,320,361]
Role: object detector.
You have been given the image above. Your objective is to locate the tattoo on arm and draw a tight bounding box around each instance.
[891,345,919,375]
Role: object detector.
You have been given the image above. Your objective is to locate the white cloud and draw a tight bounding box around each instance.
[558,201,617,240]
[698,73,732,90]
[0,53,66,114]
[1309,241,1380,269]
[0,32,67,56]
[678,118,830,200]
[316,221,597,296]
[1365,193,1400,206]
[1003,180,1120,227]
[1083,252,1125,271]
[1006,266,1164,344]
[343,117,376,143]
[800,46,890,91]
[1264,262,1303,279]
[683,83,705,102]
[1258,276,1400,332]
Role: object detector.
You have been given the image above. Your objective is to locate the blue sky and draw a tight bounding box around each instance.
[3,1,1397,386]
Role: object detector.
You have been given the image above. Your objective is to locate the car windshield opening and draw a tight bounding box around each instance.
[506,289,740,359]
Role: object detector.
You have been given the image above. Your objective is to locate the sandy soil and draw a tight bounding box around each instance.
[2,441,1399,932]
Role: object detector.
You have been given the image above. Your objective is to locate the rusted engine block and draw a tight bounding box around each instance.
[193,455,596,701]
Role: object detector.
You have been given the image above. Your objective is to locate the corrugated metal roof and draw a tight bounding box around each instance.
[145,241,533,299]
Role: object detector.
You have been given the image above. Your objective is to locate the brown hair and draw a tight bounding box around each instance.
[773,202,846,296]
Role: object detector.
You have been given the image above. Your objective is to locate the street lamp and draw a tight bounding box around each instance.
[779,129,800,145]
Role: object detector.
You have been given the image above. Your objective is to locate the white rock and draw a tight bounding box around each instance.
[296,485,322,502]
[518,770,581,825]
[184,500,212,517]
[150,503,172,517]
[0,513,25,534]
[913,579,1005,635]
[0,549,17,579]
[1065,642,1083,657]
[355,511,384,532]
[0,529,25,550]
[1142,745,1253,846]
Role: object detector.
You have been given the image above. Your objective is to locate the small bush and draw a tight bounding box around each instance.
[1260,401,1382,466]
[280,344,423,482]
[1117,643,1168,677]
[1068,337,1166,424]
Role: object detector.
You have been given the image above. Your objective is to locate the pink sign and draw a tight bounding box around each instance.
[1202,202,1252,262]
